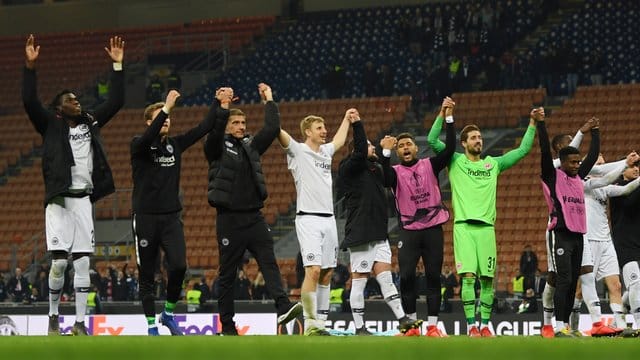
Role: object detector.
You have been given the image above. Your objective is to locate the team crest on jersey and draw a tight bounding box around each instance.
[78,124,90,132]
[166,144,174,153]
[360,260,368,269]
[556,248,564,256]
[139,239,148,248]
[51,237,59,245]
[221,238,229,246]
[306,253,315,262]
[225,141,234,148]
[397,241,403,249]
[484,162,493,169]
[631,273,638,281]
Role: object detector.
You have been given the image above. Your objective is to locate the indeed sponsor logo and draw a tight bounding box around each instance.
[314,160,330,170]
[154,155,176,167]
[69,132,91,141]
[467,168,492,177]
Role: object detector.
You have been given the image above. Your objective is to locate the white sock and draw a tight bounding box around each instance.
[628,282,640,329]
[376,271,405,319]
[428,316,438,327]
[48,259,67,316]
[610,303,626,328]
[301,290,317,330]
[580,272,602,323]
[542,283,555,326]
[316,284,330,328]
[73,256,91,323]
[407,312,417,321]
[350,278,367,329]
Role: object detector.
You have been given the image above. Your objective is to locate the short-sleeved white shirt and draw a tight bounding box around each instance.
[285,138,335,214]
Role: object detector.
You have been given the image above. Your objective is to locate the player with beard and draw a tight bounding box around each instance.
[378,97,456,336]
[337,108,425,336]
[427,105,538,337]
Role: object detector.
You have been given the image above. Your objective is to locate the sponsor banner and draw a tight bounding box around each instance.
[94,244,135,257]
[7,313,275,336]
[0,315,28,335]
[1,312,633,336]
[319,313,633,336]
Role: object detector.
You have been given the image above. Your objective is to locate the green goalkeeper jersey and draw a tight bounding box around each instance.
[427,116,536,225]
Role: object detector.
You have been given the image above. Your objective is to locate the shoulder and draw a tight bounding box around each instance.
[320,142,335,155]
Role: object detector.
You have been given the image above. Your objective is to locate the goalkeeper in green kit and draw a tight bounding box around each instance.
[427,107,539,336]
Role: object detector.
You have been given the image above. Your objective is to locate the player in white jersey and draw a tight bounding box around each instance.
[584,152,640,333]
[278,109,355,335]
[541,118,628,337]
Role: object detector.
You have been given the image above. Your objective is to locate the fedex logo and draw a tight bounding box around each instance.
[175,314,249,335]
[59,315,124,335]
[52,313,275,335]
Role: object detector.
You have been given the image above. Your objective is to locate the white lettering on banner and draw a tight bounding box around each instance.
[4,314,634,336]
[325,315,630,336]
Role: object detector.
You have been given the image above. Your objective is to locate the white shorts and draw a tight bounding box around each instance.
[45,196,95,253]
[581,236,594,267]
[295,215,338,269]
[546,231,593,271]
[349,240,392,273]
[588,239,620,281]
[622,261,640,288]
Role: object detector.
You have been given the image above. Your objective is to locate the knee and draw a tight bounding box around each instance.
[305,266,321,282]
[607,277,622,294]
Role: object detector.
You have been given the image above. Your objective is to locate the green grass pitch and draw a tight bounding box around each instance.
[1,336,637,360]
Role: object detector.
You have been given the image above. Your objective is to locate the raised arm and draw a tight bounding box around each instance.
[604,177,640,198]
[131,90,180,155]
[176,87,232,151]
[203,89,233,162]
[536,111,555,183]
[497,109,537,172]
[22,34,49,135]
[578,120,600,179]
[330,109,354,152]
[430,98,457,172]
[251,83,280,155]
[379,135,398,188]
[93,36,125,126]
[278,128,292,149]
[337,111,365,177]
[553,120,593,167]
[583,153,635,191]
[426,98,453,154]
